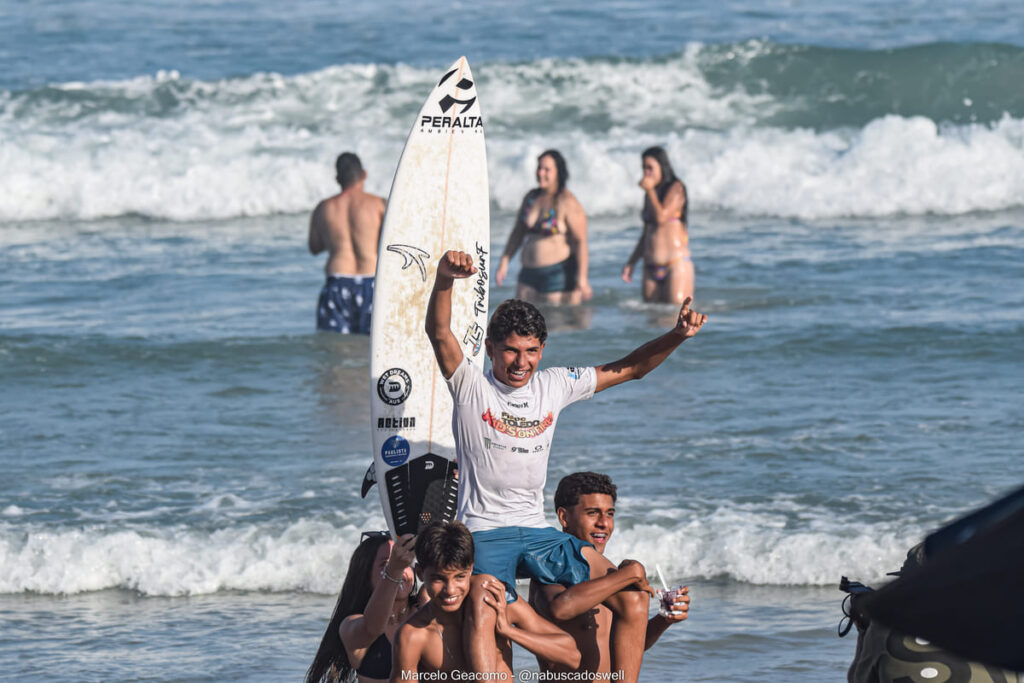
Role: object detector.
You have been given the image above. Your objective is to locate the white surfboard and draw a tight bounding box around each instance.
[369,57,490,538]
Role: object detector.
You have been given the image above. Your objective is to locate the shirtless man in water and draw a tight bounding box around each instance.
[529,472,691,678]
[309,152,386,333]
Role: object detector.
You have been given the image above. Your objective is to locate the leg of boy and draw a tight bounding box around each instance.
[464,574,513,675]
[581,546,649,683]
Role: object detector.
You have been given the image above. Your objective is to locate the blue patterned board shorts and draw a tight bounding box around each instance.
[316,275,374,334]
[471,526,592,603]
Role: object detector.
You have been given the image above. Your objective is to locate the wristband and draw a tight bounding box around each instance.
[380,568,405,585]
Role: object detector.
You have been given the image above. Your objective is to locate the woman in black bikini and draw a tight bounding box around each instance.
[306,531,418,683]
[495,150,591,304]
[622,146,693,304]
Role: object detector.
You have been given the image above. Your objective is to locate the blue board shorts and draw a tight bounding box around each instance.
[471,526,592,602]
[316,275,374,333]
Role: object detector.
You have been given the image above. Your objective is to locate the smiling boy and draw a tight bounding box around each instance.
[425,249,706,681]
[529,472,691,678]
[390,520,578,682]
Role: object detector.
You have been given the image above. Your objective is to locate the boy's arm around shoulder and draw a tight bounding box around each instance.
[544,559,652,621]
[594,296,707,393]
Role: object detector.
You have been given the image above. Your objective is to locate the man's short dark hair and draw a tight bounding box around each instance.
[415,520,474,571]
[487,299,547,345]
[554,472,617,513]
[335,152,364,188]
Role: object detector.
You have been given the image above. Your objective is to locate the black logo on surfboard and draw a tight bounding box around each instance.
[437,70,476,113]
[463,322,484,356]
[421,69,483,132]
[439,90,476,115]
[377,368,412,405]
[377,416,417,430]
[387,244,430,282]
[473,242,488,316]
[438,72,475,113]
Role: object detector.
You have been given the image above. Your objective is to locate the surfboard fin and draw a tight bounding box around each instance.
[360,461,376,499]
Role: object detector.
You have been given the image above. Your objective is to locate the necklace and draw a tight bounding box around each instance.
[432,623,454,660]
[389,603,410,624]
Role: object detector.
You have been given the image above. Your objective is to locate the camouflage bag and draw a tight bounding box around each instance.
[839,545,1021,683]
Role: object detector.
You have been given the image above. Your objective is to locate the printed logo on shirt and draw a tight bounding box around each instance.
[506,401,529,409]
[381,435,410,466]
[377,368,412,405]
[483,437,507,451]
[481,409,554,439]
[567,367,581,380]
[512,446,529,454]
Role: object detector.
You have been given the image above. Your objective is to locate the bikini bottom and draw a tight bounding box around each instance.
[644,256,690,283]
[518,255,577,293]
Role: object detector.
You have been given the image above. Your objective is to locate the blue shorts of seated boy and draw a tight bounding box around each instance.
[471,526,592,603]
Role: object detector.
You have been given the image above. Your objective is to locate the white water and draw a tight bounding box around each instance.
[0,498,921,596]
[3,57,1024,222]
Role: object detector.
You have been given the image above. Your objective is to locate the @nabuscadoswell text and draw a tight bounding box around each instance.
[401,672,624,681]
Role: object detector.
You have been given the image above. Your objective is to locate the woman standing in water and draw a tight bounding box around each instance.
[621,146,693,304]
[496,150,591,304]
[305,532,417,683]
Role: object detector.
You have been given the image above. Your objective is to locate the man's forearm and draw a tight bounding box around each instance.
[644,615,672,650]
[505,626,580,669]
[425,274,454,341]
[548,570,644,621]
[599,329,685,384]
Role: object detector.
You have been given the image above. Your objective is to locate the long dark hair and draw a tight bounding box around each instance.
[642,146,688,224]
[305,535,413,683]
[538,149,569,196]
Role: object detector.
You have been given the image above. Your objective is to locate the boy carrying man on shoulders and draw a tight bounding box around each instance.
[425,250,706,682]
[530,472,692,678]
[391,520,579,682]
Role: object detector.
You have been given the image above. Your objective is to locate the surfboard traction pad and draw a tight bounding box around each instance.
[383,453,459,536]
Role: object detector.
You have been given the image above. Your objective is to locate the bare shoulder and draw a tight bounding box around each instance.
[310,197,329,219]
[352,190,384,218]
[522,187,542,206]
[561,188,583,207]
[408,604,437,628]
[340,613,362,628]
[319,192,349,216]
[561,190,586,217]
[395,612,432,645]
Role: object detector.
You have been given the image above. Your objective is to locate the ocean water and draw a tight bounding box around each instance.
[2,1,1024,681]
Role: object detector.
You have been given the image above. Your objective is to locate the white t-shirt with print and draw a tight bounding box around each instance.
[445,357,597,532]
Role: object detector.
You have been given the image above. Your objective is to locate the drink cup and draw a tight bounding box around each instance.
[657,586,684,617]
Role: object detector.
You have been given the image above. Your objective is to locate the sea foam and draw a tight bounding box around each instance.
[0,503,919,596]
[2,52,1023,223]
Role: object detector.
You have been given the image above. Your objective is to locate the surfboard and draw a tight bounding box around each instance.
[369,56,490,538]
